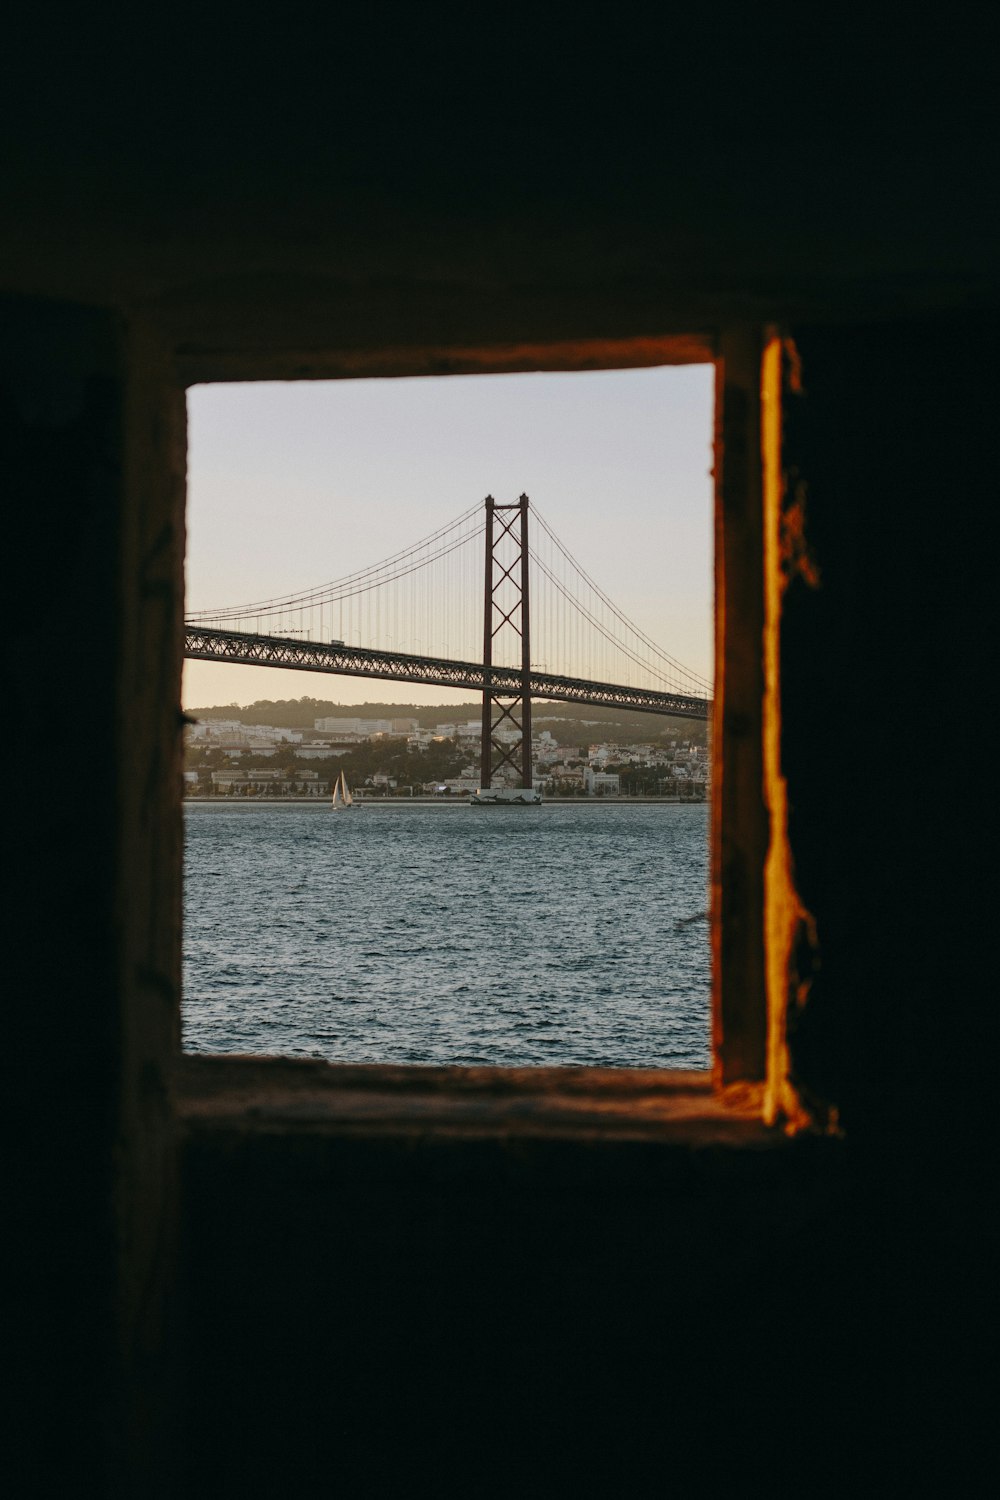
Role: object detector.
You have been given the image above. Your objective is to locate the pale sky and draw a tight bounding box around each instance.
[183,365,715,709]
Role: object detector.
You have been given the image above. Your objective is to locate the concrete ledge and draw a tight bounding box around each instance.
[178,1053,778,1147]
[178,1056,844,1232]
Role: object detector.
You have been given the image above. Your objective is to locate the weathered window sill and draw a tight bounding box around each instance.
[178,1054,762,1138]
[176,1056,840,1195]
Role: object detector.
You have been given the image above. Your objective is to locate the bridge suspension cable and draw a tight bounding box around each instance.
[529,505,712,698]
[185,496,711,701]
[186,502,484,622]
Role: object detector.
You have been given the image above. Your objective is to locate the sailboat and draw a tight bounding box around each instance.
[331,770,353,810]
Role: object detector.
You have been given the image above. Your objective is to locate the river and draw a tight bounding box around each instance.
[183,801,709,1068]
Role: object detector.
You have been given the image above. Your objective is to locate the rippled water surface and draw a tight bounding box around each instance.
[183,801,709,1067]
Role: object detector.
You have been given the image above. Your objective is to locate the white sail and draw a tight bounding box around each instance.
[331,770,352,809]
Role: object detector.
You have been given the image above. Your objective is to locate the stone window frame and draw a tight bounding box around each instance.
[165,325,795,1111]
[114,320,807,1382]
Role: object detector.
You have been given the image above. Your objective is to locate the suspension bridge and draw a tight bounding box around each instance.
[185,496,711,792]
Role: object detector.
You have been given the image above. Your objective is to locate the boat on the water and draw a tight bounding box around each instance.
[469,787,542,806]
[331,770,353,810]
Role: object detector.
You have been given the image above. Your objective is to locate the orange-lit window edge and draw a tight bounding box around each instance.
[173,329,804,1141]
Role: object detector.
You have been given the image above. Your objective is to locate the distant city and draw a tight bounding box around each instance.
[184,699,709,800]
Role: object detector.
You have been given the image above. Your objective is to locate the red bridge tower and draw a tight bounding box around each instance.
[480,494,533,792]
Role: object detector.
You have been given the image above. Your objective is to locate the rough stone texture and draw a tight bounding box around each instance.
[179,1056,771,1147]
[713,328,768,1086]
[779,319,997,1150]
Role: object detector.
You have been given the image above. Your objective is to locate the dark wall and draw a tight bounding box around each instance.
[3,299,127,1485]
[5,14,999,1495]
[781,320,996,1154]
[3,15,998,325]
[171,326,1000,1493]
[179,1109,992,1493]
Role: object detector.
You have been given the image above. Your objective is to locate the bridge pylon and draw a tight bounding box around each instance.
[480,494,533,791]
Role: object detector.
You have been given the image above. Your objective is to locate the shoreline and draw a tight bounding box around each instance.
[184,795,708,807]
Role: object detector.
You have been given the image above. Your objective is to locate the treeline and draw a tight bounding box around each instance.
[186,697,481,729]
[185,737,469,786]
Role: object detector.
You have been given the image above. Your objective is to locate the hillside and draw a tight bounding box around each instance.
[186,696,709,745]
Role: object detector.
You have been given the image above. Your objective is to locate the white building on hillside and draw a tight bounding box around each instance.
[584,769,620,796]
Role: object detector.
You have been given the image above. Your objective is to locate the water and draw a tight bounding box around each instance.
[183,801,710,1068]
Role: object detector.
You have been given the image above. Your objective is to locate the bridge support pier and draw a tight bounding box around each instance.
[480,494,533,791]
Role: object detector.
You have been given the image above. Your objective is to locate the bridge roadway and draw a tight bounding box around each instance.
[184,626,710,720]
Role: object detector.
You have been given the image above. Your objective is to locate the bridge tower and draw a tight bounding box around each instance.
[480,494,533,791]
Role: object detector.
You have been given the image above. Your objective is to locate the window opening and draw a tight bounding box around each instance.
[182,366,714,1068]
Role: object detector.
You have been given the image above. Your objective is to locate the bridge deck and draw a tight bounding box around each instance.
[184,627,710,720]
